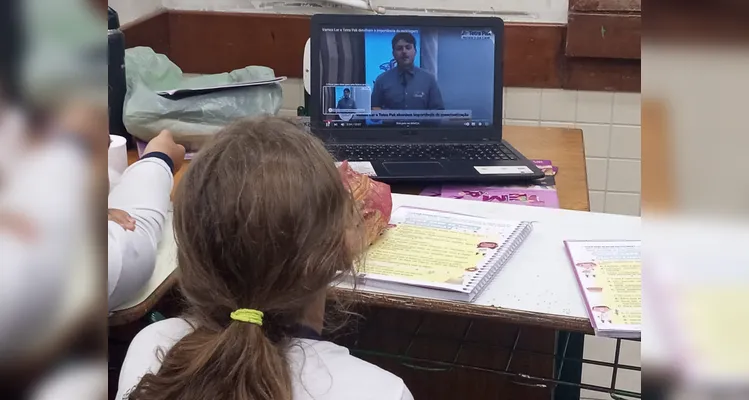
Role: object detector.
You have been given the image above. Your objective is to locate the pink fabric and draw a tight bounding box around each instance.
[338,161,393,245]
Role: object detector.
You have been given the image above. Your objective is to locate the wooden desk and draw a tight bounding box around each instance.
[503,126,589,212]
[127,126,589,211]
[114,126,589,327]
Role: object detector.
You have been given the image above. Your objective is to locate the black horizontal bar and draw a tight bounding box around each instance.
[351,349,641,398]
[349,331,642,372]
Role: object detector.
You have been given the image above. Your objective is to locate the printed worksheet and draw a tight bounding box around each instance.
[363,207,523,290]
[565,240,641,337]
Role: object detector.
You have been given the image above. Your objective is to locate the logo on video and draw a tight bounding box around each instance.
[460,30,493,40]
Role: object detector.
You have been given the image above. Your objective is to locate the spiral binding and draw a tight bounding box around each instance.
[461,222,534,300]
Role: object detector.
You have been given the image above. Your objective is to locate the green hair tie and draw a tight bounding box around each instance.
[230,309,264,326]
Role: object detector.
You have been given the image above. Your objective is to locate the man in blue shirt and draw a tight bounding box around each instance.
[371,32,444,111]
[336,88,357,110]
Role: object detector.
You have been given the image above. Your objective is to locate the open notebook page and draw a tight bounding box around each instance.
[361,207,525,293]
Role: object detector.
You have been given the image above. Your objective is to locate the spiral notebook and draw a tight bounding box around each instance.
[358,207,533,302]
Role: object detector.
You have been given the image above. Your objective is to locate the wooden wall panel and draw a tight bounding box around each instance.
[566,12,641,59]
[503,24,564,88]
[121,10,171,57]
[564,58,641,92]
[167,11,310,78]
[121,10,641,92]
[93,0,108,14]
[569,0,641,12]
[647,0,749,40]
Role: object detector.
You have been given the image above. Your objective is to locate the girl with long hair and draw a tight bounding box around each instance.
[116,116,412,400]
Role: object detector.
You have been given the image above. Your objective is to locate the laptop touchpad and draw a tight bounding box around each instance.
[383,161,446,176]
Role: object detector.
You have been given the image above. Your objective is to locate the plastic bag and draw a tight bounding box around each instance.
[338,161,393,247]
[122,47,283,150]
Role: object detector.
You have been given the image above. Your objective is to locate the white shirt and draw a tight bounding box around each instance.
[0,138,89,358]
[30,360,107,400]
[108,157,173,311]
[116,318,413,400]
[0,108,26,176]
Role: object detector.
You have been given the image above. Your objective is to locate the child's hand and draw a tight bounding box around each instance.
[144,130,186,172]
[108,208,136,231]
[57,100,109,153]
[0,211,37,242]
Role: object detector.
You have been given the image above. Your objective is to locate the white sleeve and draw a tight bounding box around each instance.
[107,157,173,311]
[0,141,90,356]
[399,385,415,400]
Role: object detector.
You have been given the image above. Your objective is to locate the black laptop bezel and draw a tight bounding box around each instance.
[309,14,505,144]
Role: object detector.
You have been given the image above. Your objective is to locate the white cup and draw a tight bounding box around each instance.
[108,135,128,190]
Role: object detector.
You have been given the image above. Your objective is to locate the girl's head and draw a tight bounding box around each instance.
[130,116,360,400]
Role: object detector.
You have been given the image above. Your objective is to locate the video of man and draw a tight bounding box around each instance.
[371,32,444,111]
[338,88,356,110]
[322,85,371,122]
[318,26,496,128]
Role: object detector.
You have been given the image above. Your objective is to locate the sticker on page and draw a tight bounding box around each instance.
[335,161,377,176]
[474,166,534,175]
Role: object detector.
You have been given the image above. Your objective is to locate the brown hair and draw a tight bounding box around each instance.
[129,116,361,400]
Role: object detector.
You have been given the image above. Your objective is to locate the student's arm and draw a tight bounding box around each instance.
[0,139,90,354]
[336,99,344,109]
[351,99,357,110]
[107,155,174,311]
[399,385,415,400]
[107,130,184,311]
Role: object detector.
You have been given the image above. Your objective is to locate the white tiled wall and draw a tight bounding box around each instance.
[504,88,642,216]
[581,336,641,399]
[110,0,163,25]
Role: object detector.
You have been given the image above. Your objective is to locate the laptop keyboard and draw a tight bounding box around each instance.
[327,143,519,162]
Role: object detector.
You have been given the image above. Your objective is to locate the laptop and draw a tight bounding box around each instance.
[309,14,545,183]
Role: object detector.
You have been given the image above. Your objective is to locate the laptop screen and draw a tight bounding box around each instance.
[316,25,496,130]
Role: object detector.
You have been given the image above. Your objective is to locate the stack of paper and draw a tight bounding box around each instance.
[421,160,560,208]
[564,240,641,338]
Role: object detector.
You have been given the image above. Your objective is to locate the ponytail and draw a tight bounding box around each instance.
[129,320,292,400]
